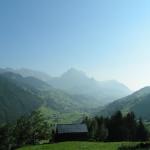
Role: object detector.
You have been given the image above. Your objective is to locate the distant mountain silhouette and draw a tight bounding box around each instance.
[48,68,131,105]
[0,68,52,81]
[0,67,131,105]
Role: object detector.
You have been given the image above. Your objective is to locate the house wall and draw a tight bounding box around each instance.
[55,132,88,142]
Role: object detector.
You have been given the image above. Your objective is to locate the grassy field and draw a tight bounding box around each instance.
[39,106,88,124]
[17,141,139,150]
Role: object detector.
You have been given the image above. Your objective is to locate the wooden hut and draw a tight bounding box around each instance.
[55,123,88,142]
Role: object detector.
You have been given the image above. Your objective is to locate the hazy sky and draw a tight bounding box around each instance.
[0,0,150,91]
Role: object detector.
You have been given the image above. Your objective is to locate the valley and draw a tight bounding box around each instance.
[0,68,132,124]
[1,1,150,149]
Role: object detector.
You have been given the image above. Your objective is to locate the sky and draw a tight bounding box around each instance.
[0,0,150,91]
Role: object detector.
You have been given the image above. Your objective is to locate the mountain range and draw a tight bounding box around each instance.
[0,67,132,124]
[2,67,148,124]
[0,72,93,124]
[48,68,131,105]
[0,68,52,81]
[1,68,131,105]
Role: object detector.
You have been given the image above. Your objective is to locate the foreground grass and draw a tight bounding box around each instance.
[17,141,139,150]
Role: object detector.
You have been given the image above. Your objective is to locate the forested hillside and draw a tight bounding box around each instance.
[99,87,150,120]
[0,73,91,124]
[0,75,41,123]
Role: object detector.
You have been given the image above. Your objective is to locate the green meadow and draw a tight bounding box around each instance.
[17,141,139,150]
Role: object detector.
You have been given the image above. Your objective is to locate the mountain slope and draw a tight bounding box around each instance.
[1,72,98,110]
[2,72,52,92]
[0,68,52,82]
[0,75,42,124]
[98,87,150,120]
[0,72,93,124]
[48,68,131,105]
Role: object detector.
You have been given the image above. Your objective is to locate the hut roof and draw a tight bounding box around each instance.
[56,123,88,134]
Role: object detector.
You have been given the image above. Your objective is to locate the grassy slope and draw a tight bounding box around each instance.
[17,142,138,150]
[39,106,88,124]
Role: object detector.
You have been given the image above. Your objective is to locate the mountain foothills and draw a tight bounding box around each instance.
[98,86,150,120]
[0,68,132,124]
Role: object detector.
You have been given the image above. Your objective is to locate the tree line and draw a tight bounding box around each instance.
[0,111,51,150]
[82,111,149,141]
[0,110,149,150]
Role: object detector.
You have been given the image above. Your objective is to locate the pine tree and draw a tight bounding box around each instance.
[0,124,14,150]
[136,118,148,141]
[123,112,137,141]
[107,111,124,141]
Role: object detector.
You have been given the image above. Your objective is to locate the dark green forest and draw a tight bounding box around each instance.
[83,111,148,142]
[0,111,51,150]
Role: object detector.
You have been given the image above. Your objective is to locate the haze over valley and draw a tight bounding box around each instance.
[1,66,150,124]
[0,67,132,123]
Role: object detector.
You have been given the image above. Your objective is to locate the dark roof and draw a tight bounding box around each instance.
[56,124,88,134]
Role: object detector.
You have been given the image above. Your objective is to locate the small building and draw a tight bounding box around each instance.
[55,123,88,142]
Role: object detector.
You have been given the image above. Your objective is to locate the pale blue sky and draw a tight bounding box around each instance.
[0,0,150,90]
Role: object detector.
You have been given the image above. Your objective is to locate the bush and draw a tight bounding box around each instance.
[0,110,52,150]
[118,143,150,150]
